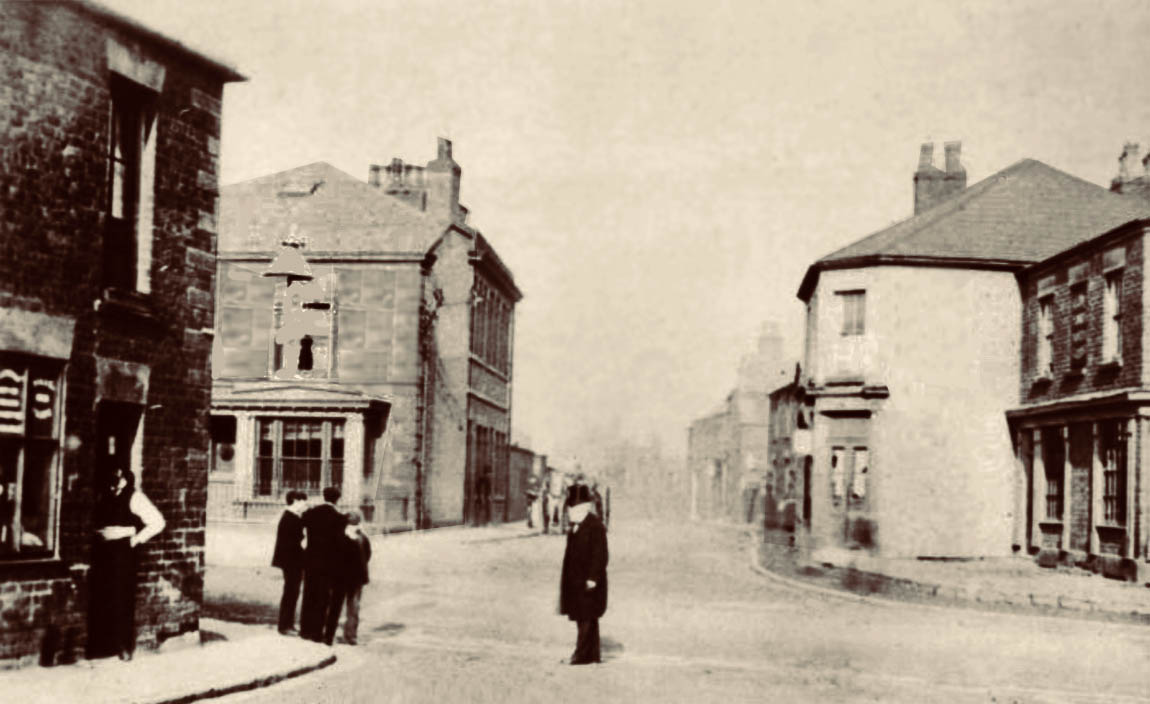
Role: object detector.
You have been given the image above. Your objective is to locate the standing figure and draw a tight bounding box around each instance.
[558,484,608,665]
[299,486,347,645]
[338,511,372,645]
[87,466,165,661]
[272,490,308,635]
[524,472,540,529]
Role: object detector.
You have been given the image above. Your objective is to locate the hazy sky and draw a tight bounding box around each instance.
[103,0,1150,459]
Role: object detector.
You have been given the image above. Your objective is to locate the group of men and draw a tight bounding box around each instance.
[272,487,372,646]
[526,470,608,535]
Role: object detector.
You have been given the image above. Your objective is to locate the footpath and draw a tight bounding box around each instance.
[0,618,335,704]
[754,526,1150,625]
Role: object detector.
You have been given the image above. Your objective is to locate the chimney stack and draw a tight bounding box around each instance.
[1110,142,1150,201]
[914,140,966,215]
[425,137,461,223]
[368,164,382,187]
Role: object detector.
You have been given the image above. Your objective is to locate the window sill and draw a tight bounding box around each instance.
[825,376,865,387]
[468,354,509,381]
[0,556,72,581]
[1097,359,1123,372]
[1031,375,1053,388]
[97,288,164,329]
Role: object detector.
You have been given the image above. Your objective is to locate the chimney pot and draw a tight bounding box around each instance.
[918,142,934,169]
[1118,142,1141,182]
[943,141,963,174]
[437,137,453,161]
[369,164,382,187]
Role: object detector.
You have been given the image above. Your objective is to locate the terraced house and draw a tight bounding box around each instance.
[0,0,243,666]
[208,139,522,529]
[1006,200,1150,582]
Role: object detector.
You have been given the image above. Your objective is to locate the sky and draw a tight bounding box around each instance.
[101,0,1150,460]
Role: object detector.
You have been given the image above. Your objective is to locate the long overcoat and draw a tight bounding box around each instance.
[301,503,347,576]
[559,511,608,621]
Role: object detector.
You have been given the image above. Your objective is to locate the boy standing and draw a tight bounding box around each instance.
[339,511,372,645]
[272,490,308,635]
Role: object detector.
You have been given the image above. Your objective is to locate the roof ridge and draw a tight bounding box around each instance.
[818,158,1041,263]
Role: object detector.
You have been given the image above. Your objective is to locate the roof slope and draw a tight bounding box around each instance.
[218,162,441,254]
[798,159,1150,299]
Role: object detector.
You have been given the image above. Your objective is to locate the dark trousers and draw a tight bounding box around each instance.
[343,585,362,643]
[571,619,600,664]
[87,538,136,658]
[300,571,343,644]
[278,566,303,633]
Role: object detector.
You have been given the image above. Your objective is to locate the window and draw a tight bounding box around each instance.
[830,448,845,503]
[1101,421,1127,526]
[1037,297,1054,377]
[209,416,237,474]
[1069,283,1088,369]
[470,280,512,375]
[273,272,334,379]
[105,75,157,293]
[1102,273,1122,363]
[0,355,63,558]
[1041,428,1063,521]
[849,448,868,508]
[838,291,865,336]
[254,419,345,498]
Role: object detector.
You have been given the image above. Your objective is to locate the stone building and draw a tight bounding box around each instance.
[797,142,1150,561]
[1006,214,1150,582]
[0,0,243,666]
[766,366,811,532]
[687,323,790,522]
[208,139,521,529]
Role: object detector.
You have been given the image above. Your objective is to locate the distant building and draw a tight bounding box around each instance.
[1006,211,1150,582]
[506,444,535,522]
[0,0,243,665]
[797,142,1150,560]
[208,139,522,529]
[687,324,790,522]
[766,366,811,532]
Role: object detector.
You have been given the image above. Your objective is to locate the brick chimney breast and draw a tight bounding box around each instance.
[914,140,966,214]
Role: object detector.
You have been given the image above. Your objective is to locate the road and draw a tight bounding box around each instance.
[223,519,1150,704]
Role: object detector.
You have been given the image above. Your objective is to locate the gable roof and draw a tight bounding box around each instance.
[218,162,442,254]
[797,159,1150,300]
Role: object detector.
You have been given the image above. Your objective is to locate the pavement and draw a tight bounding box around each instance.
[754,525,1150,625]
[0,618,336,704]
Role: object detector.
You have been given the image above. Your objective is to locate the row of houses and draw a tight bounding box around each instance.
[0,0,544,668]
[776,141,1150,583]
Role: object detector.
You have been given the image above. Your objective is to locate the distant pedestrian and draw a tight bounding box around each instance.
[272,490,308,635]
[524,473,540,529]
[558,484,608,665]
[299,486,347,645]
[338,511,372,645]
[87,466,165,661]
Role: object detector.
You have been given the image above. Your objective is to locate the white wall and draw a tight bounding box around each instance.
[807,266,1020,557]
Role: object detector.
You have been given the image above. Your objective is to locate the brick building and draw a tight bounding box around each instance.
[0,0,243,666]
[766,366,811,532]
[208,139,521,529]
[687,323,789,522]
[506,444,535,523]
[1006,214,1150,582]
[797,142,1150,561]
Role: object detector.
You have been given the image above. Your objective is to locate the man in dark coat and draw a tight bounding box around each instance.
[559,484,608,665]
[272,490,308,635]
[299,486,347,644]
[337,511,372,645]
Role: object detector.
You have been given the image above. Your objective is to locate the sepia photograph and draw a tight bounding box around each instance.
[2,0,1150,701]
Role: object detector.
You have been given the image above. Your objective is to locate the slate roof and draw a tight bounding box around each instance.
[797,159,1150,300]
[218,162,441,254]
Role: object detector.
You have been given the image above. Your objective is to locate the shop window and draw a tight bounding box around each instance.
[0,356,63,558]
[1101,421,1127,525]
[849,448,868,508]
[210,415,237,474]
[1041,429,1063,520]
[830,448,845,504]
[253,418,345,498]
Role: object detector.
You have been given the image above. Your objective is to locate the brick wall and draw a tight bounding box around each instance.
[0,2,235,666]
[1020,228,1145,401]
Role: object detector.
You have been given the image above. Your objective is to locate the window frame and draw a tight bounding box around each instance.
[104,74,157,294]
[1102,270,1123,365]
[0,354,65,561]
[1036,295,1054,378]
[837,290,866,337]
[253,417,346,499]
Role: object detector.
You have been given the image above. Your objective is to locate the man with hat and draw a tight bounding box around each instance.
[558,483,609,665]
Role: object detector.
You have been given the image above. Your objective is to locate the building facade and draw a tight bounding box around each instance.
[687,324,789,522]
[766,367,811,532]
[1006,217,1150,582]
[208,139,521,529]
[0,0,242,665]
[797,142,1150,561]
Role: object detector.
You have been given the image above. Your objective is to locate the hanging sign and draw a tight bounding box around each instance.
[0,367,25,435]
[28,375,56,438]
